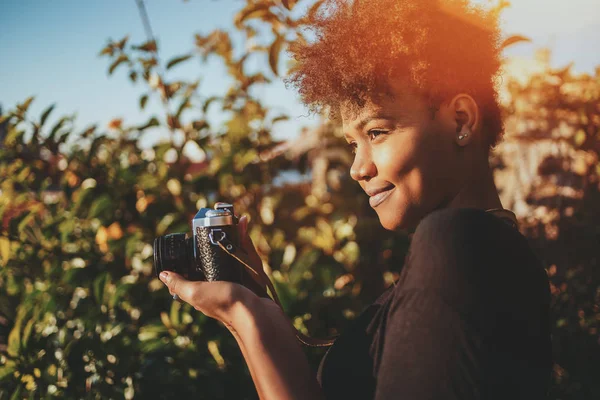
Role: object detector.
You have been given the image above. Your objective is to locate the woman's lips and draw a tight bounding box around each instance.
[369,187,395,208]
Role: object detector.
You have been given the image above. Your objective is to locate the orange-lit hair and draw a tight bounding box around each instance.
[286,0,504,147]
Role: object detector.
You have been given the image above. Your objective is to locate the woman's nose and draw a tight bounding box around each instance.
[350,150,377,182]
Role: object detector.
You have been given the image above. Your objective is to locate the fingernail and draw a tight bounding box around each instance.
[159,271,169,281]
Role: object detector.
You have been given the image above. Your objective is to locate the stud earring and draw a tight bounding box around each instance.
[456,126,471,146]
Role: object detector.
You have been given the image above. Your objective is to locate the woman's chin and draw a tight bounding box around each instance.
[378,212,409,233]
[377,206,419,233]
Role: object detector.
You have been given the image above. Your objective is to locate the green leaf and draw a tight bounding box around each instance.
[17,211,36,235]
[170,301,181,328]
[21,318,35,349]
[0,360,16,380]
[40,104,56,127]
[7,320,21,357]
[88,194,112,219]
[80,125,97,138]
[175,97,191,119]
[156,213,175,235]
[269,35,285,76]
[140,94,149,110]
[109,282,132,309]
[15,97,34,119]
[137,116,160,131]
[59,218,75,243]
[57,131,71,146]
[47,117,68,143]
[9,383,22,400]
[166,54,192,70]
[203,96,219,113]
[93,273,109,306]
[501,35,531,50]
[4,127,25,147]
[138,324,168,341]
[72,187,93,215]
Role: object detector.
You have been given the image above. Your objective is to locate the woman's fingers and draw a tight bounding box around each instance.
[159,271,197,304]
[159,270,252,321]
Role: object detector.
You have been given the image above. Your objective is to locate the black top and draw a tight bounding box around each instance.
[317,208,552,400]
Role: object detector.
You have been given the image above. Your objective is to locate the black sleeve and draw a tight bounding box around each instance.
[374,288,483,400]
[373,208,552,400]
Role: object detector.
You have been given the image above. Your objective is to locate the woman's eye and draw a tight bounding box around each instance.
[368,130,387,140]
[349,142,357,154]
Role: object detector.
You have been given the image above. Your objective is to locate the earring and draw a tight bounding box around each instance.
[456,126,471,146]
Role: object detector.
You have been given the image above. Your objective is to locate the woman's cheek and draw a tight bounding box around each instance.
[377,136,417,178]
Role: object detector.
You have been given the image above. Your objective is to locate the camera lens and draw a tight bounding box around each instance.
[153,233,190,278]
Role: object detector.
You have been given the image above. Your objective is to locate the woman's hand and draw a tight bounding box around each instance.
[159,211,325,399]
[159,270,257,326]
[158,214,271,326]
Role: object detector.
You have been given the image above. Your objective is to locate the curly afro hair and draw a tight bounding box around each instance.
[286,0,504,148]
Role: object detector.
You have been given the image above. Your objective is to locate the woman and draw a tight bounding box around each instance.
[159,0,552,398]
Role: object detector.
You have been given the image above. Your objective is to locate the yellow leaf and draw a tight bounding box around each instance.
[574,129,586,146]
[160,312,171,328]
[0,237,10,265]
[167,179,182,196]
[107,222,123,240]
[207,341,226,370]
[269,35,285,76]
[96,227,108,253]
[235,4,271,28]
[281,0,298,11]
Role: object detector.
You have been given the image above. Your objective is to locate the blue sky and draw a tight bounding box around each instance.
[1,0,599,147]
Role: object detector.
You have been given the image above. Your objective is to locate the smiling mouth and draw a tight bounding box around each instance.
[369,187,395,208]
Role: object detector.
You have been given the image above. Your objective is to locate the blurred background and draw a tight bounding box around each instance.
[1,0,599,398]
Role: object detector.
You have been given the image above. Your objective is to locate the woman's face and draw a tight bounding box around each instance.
[342,88,465,232]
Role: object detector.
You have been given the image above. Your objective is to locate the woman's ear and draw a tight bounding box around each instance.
[449,94,480,147]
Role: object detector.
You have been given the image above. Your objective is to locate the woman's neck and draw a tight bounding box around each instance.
[446,164,503,211]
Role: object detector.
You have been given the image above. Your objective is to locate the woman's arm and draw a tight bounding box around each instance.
[159,215,325,400]
[161,271,324,400]
[227,295,325,400]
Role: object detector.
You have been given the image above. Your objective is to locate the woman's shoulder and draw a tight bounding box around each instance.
[415,207,520,240]
[409,207,532,267]
[391,207,548,314]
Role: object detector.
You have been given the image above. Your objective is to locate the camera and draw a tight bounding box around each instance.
[153,203,266,295]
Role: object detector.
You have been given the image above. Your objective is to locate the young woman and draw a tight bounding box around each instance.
[159,0,552,398]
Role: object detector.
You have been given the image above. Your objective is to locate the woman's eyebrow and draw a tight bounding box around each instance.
[345,115,395,139]
[344,114,394,139]
[355,115,395,130]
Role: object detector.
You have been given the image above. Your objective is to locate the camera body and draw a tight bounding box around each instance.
[153,203,244,283]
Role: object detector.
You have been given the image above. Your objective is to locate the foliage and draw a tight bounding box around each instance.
[495,62,600,399]
[0,0,598,399]
[0,0,406,398]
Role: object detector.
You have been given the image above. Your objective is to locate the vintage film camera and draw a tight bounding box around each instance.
[153,203,266,295]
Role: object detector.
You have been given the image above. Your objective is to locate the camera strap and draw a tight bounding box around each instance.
[216,241,338,347]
